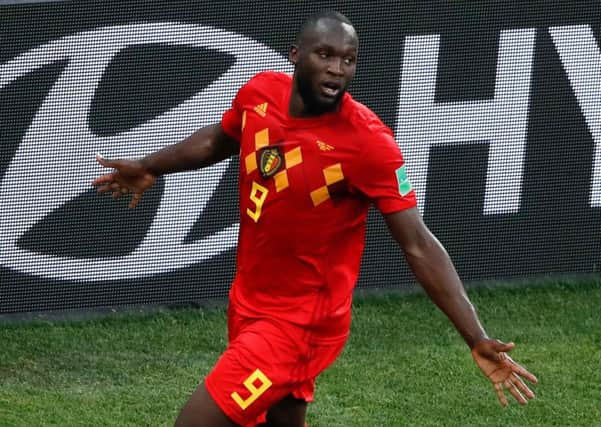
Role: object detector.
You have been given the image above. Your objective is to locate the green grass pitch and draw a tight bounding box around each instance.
[1,279,600,426]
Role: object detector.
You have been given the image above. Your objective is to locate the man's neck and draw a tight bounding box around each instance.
[288,80,340,118]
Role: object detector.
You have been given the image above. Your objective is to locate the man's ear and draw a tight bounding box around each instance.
[289,45,299,65]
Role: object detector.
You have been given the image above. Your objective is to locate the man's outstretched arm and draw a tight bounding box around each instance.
[384,207,538,406]
[139,123,239,176]
[93,123,238,207]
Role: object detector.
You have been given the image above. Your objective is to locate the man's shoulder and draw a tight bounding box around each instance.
[246,71,292,90]
[341,95,394,139]
[236,71,291,106]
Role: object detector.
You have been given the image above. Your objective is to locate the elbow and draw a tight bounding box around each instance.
[401,228,442,261]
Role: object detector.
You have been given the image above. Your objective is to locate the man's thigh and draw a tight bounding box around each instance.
[175,383,237,427]
[204,319,310,426]
[262,394,307,427]
[181,314,344,426]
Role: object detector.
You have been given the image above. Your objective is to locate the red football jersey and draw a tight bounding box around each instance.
[221,71,417,342]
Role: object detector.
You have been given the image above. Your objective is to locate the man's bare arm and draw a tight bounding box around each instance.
[140,123,239,176]
[384,208,537,406]
[385,208,487,348]
[93,123,238,207]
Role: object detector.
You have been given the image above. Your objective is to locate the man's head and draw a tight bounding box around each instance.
[289,11,358,116]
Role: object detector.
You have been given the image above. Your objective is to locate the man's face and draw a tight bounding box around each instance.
[290,19,358,114]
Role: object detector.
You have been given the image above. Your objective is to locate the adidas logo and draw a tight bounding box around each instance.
[316,140,334,151]
[254,102,268,117]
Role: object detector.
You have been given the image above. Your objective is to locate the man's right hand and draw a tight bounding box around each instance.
[92,154,157,208]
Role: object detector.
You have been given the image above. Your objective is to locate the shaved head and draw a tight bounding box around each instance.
[295,10,357,48]
[288,10,358,117]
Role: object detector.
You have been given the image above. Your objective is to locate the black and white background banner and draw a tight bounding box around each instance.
[1,1,600,313]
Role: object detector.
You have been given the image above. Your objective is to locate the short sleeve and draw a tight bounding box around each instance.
[220,83,247,141]
[348,128,418,214]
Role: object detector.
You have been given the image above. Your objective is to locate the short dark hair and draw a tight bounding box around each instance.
[295,10,354,46]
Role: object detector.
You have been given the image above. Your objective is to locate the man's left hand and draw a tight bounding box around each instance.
[471,339,538,407]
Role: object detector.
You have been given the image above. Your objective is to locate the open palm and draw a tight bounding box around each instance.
[471,339,538,406]
[92,154,157,208]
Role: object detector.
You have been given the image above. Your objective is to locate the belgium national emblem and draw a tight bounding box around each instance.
[259,146,284,179]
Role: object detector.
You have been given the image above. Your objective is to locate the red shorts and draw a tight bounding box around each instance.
[205,305,347,427]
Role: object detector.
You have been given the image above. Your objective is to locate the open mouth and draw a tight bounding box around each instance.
[320,81,341,97]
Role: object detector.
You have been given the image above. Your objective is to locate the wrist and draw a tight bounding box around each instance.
[139,156,161,177]
[467,333,489,350]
